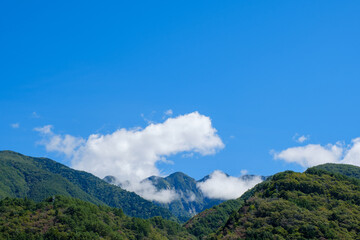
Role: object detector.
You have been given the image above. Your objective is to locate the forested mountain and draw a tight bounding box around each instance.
[310,163,360,179]
[212,167,360,239]
[184,164,360,239]
[184,186,260,238]
[2,150,360,239]
[0,151,174,220]
[0,195,195,239]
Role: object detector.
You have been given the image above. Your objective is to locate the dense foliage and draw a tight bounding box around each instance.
[184,179,266,239]
[215,170,360,239]
[0,151,174,220]
[184,198,244,239]
[308,163,360,179]
[0,195,195,240]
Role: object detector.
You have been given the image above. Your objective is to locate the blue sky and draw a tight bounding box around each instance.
[1,1,360,181]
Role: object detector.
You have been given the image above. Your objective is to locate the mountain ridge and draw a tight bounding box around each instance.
[217,169,360,239]
[104,170,266,222]
[0,150,175,220]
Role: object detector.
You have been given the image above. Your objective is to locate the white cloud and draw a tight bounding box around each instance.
[292,133,309,143]
[341,138,360,166]
[124,180,179,203]
[11,123,20,129]
[34,125,53,134]
[240,169,248,175]
[164,109,173,116]
[273,138,360,168]
[297,135,308,143]
[197,170,263,200]
[35,112,224,203]
[34,125,84,158]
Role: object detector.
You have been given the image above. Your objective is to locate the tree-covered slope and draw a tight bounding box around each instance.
[184,198,244,239]
[0,195,195,240]
[0,151,174,220]
[184,179,266,239]
[215,169,360,239]
[309,163,360,179]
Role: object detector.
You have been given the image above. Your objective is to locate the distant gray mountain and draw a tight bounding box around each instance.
[146,172,223,222]
[104,172,266,222]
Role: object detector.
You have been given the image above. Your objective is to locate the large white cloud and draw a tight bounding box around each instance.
[273,138,360,168]
[35,112,224,203]
[197,170,263,200]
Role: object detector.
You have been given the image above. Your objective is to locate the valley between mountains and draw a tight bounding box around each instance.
[1,150,360,239]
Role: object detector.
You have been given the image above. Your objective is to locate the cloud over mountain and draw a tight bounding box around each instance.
[273,138,360,168]
[197,170,263,200]
[35,112,224,203]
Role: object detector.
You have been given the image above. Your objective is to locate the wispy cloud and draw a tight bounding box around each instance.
[140,111,157,124]
[164,109,173,116]
[34,125,53,134]
[10,123,20,129]
[293,133,309,143]
[35,112,224,203]
[272,138,360,168]
[32,112,40,118]
[34,125,84,158]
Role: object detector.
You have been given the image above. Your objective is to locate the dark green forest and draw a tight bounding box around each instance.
[213,167,360,239]
[0,196,194,240]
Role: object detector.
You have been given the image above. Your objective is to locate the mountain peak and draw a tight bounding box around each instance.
[165,172,193,181]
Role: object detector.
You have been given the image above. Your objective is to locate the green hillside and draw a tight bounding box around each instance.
[184,179,265,238]
[0,195,195,240]
[309,163,360,179]
[214,169,360,239]
[0,151,174,220]
[184,198,244,239]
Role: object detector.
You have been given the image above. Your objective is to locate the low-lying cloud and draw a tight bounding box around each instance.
[273,138,360,168]
[35,112,224,203]
[197,170,263,200]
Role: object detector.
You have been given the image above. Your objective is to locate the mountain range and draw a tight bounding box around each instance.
[1,150,360,239]
[104,171,266,222]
